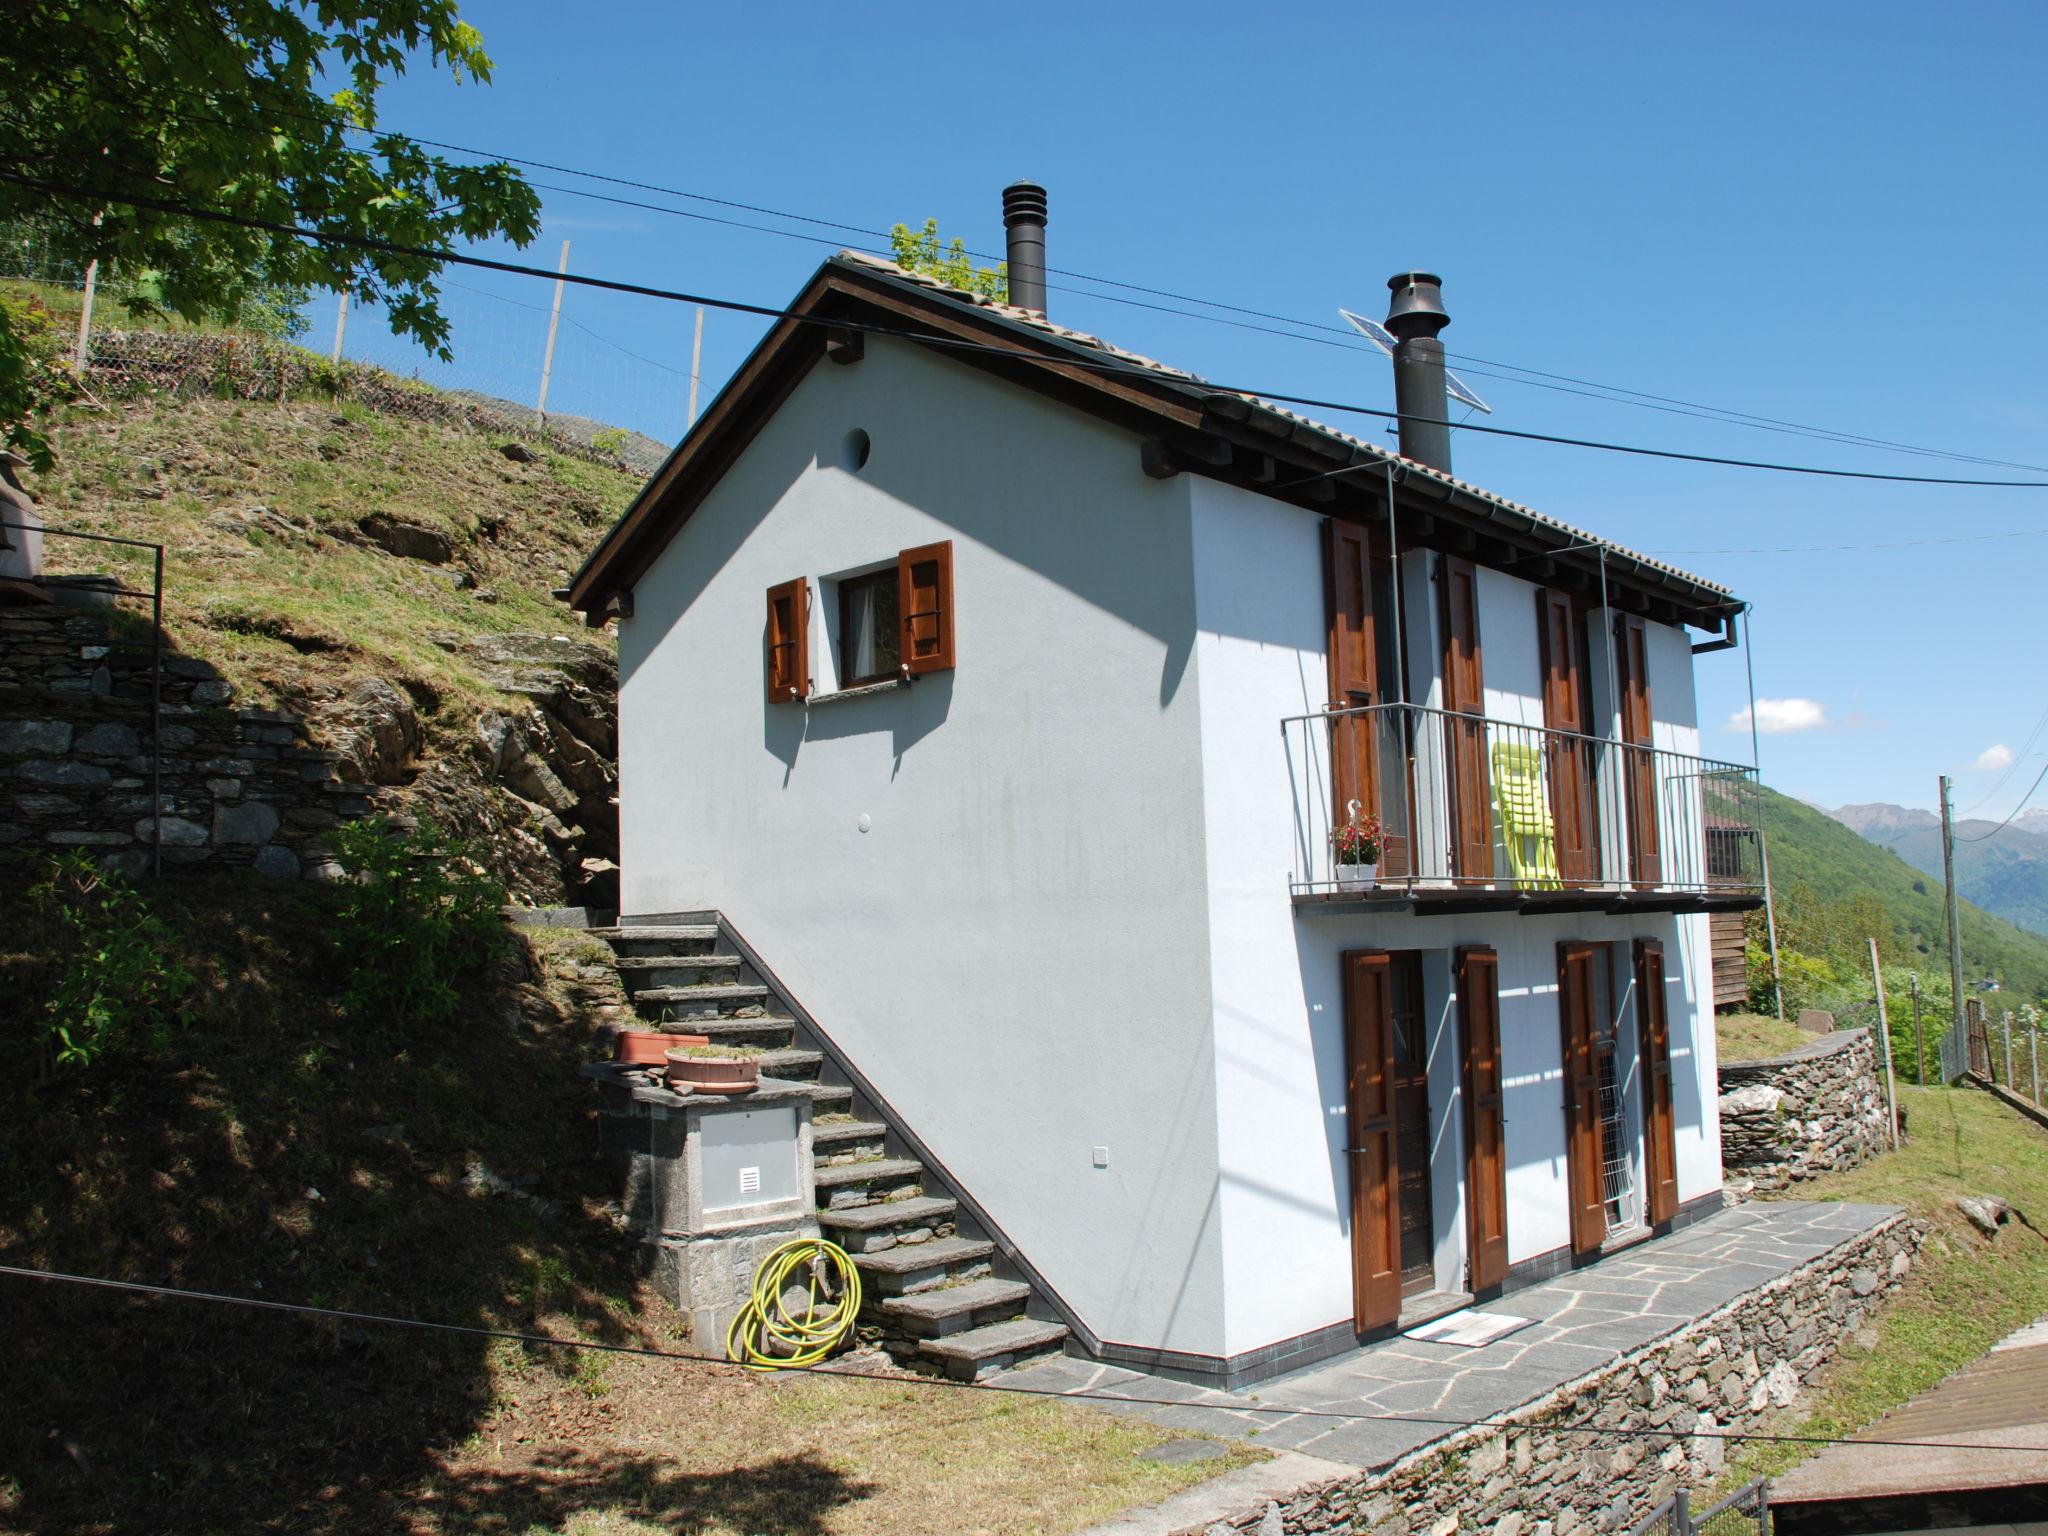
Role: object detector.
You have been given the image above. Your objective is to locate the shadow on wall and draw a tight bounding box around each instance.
[764,672,955,782]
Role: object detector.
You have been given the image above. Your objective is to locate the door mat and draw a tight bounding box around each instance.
[1403,1311,1535,1349]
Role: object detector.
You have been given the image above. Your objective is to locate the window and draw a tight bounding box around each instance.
[764,539,954,703]
[838,568,901,686]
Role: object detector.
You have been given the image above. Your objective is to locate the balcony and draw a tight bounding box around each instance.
[1282,703,1766,916]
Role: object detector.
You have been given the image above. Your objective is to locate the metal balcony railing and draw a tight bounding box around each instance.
[1281,702,1765,901]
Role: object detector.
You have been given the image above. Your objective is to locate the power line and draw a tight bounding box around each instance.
[1959,701,2048,815]
[1958,759,2048,842]
[8,1262,2042,1456]
[11,170,2048,492]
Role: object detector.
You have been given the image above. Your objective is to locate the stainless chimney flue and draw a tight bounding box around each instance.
[1002,181,1048,315]
[1384,271,1452,474]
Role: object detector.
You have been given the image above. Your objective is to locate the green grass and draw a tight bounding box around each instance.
[1718,1083,2048,1489]
[1716,1011,1812,1063]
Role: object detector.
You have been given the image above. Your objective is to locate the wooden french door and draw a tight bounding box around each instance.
[1557,942,1608,1257]
[1343,950,1434,1328]
[1538,591,1600,885]
[1325,520,1410,876]
[1614,614,1662,886]
[1634,939,1679,1227]
[1457,946,1509,1292]
[1440,555,1491,880]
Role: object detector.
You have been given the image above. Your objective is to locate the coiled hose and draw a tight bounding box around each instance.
[724,1236,864,1369]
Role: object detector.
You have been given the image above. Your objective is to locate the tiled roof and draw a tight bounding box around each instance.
[834,250,1734,602]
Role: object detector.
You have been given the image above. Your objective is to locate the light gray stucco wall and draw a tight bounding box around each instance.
[617,337,1228,1355]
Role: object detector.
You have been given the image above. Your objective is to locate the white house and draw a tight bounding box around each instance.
[569,186,1764,1387]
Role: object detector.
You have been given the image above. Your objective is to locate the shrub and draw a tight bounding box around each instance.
[329,817,507,1028]
[26,852,194,1076]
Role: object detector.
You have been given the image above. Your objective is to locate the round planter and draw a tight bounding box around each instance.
[663,1049,762,1096]
[1335,861,1380,891]
[615,1029,711,1066]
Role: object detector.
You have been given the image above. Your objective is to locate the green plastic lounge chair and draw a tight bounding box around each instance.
[1491,740,1562,889]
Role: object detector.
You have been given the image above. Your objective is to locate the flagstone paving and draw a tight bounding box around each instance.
[1006,1200,1900,1470]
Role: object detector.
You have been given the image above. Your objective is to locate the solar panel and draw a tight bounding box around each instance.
[1338,307,1493,416]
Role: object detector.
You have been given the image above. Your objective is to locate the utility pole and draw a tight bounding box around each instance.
[1910,972,1924,1087]
[1941,775,1967,1066]
[688,306,705,427]
[330,287,349,364]
[1869,938,1900,1149]
[537,239,570,429]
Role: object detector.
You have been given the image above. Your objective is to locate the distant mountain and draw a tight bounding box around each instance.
[1824,800,2048,939]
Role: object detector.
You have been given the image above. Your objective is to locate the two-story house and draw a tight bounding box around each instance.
[568,185,1765,1388]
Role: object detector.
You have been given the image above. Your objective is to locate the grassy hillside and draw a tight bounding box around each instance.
[1761,785,2048,1004]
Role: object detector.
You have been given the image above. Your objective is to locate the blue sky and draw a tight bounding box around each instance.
[363,0,2048,818]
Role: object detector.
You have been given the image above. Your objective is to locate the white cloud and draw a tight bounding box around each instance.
[1728,698,1829,735]
[1972,744,2015,773]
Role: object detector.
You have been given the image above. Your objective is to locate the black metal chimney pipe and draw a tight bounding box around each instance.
[1002,181,1048,315]
[1384,271,1452,474]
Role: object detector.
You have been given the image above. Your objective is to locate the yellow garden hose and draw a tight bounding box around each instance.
[724,1236,864,1369]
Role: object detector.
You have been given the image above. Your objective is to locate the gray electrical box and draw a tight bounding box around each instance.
[700,1104,800,1213]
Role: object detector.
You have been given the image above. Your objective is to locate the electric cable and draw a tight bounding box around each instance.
[5,1262,2043,1455]
[9,169,2048,494]
[1957,759,2048,843]
[1958,700,2048,816]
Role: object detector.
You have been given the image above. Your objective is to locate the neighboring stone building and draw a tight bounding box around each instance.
[1719,1029,1890,1196]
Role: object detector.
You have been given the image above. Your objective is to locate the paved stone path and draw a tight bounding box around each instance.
[1009,1200,1900,1471]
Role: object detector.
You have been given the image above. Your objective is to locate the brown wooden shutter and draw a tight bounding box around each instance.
[1439,555,1492,879]
[1343,950,1404,1332]
[1614,612,1661,884]
[765,577,809,702]
[898,540,955,676]
[1557,941,1607,1256]
[1457,945,1509,1292]
[1538,589,1599,885]
[1325,519,1385,851]
[1635,938,1680,1227]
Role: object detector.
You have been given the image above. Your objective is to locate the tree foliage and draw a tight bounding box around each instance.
[0,0,542,466]
[888,219,1007,301]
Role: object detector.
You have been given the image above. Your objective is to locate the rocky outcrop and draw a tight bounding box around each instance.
[1719,1029,1889,1196]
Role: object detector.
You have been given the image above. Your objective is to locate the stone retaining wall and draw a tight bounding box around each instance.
[1191,1213,1923,1536]
[1,603,377,876]
[1718,1031,1888,1197]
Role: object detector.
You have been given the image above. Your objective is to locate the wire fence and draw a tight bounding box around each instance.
[1949,997,2048,1102]
[1630,1480,1770,1536]
[0,238,702,475]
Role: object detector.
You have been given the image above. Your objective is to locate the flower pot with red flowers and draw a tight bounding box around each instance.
[1331,805,1384,891]
[663,1043,764,1096]
[614,1028,711,1066]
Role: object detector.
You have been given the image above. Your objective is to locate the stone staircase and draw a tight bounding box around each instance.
[590,918,1071,1380]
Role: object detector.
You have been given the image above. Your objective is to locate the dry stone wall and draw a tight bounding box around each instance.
[1718,1030,1888,1197]
[1192,1214,1923,1536]
[1,603,376,875]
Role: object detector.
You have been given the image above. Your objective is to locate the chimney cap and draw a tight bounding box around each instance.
[1002,182,1048,225]
[1384,271,1449,338]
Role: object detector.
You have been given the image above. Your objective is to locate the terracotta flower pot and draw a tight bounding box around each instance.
[663,1050,761,1096]
[615,1029,711,1066]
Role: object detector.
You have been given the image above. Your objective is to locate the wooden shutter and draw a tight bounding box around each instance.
[898,540,955,676]
[765,577,809,702]
[1457,946,1509,1292]
[1614,613,1661,884]
[1538,589,1599,885]
[1557,941,1607,1256]
[1439,555,1492,879]
[1635,938,1680,1227]
[1325,519,1384,848]
[1343,950,1404,1331]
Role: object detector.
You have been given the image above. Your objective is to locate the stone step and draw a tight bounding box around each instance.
[916,1318,1070,1382]
[813,1119,890,1162]
[878,1278,1032,1338]
[805,1083,854,1114]
[759,1047,823,1079]
[680,1015,799,1048]
[630,982,772,1020]
[816,1156,923,1209]
[591,925,720,956]
[816,1195,957,1253]
[851,1236,996,1295]
[617,954,746,991]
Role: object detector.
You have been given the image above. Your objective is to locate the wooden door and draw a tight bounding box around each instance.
[1457,946,1509,1292]
[1343,950,1406,1330]
[1557,942,1608,1257]
[1614,613,1662,886]
[1440,555,1491,880]
[1325,521,1409,876]
[1538,590,1600,885]
[1635,939,1679,1227]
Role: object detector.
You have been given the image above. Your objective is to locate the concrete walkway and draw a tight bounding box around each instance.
[1014,1200,1900,1472]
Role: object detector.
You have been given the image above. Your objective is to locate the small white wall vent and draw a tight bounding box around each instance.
[738,1166,761,1195]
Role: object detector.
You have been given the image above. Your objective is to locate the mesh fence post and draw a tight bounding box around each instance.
[73,258,99,372]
